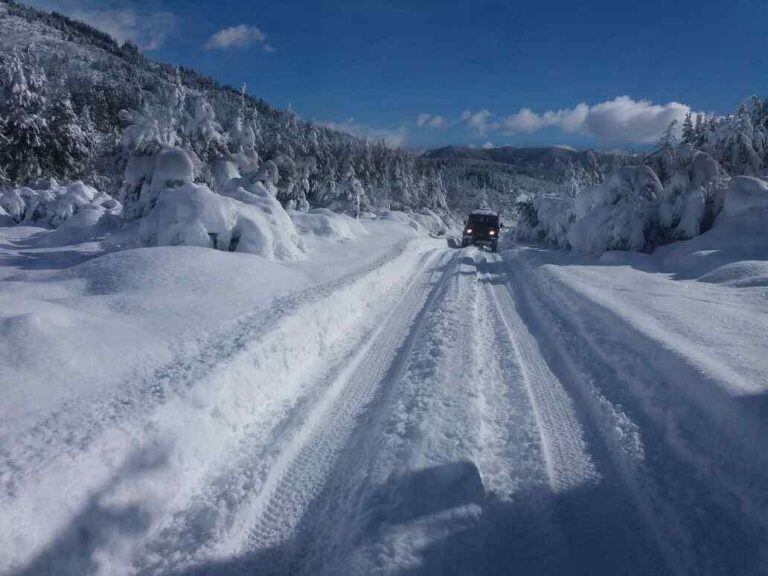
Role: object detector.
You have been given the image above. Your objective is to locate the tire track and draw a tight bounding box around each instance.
[503,246,768,574]
[177,249,460,574]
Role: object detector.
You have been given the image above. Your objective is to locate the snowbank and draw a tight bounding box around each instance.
[290,208,367,240]
[721,176,768,218]
[139,181,304,260]
[653,176,768,283]
[0,181,120,228]
[381,209,448,236]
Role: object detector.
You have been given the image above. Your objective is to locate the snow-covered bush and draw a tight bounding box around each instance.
[514,194,573,247]
[0,180,120,227]
[119,146,197,219]
[517,152,734,255]
[314,164,368,218]
[566,166,662,253]
[138,180,304,260]
[656,151,729,241]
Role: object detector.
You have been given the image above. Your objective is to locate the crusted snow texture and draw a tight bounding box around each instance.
[0,180,120,228]
[138,180,304,260]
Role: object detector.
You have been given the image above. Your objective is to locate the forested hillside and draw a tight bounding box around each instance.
[0,0,449,217]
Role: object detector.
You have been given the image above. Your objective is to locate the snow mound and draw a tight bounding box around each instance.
[721,176,768,218]
[139,181,304,260]
[655,180,768,281]
[381,209,448,236]
[410,208,449,236]
[698,260,768,287]
[290,208,367,240]
[0,181,121,228]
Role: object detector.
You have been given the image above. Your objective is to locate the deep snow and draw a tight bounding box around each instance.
[1,202,767,575]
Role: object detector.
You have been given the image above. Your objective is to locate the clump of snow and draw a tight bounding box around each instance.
[153,147,196,188]
[291,208,367,240]
[139,180,304,260]
[119,146,198,219]
[721,176,768,218]
[0,181,120,228]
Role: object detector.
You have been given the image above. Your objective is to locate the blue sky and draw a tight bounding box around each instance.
[27,0,768,150]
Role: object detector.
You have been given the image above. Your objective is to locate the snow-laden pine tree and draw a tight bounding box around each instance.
[0,52,50,182]
[118,72,195,218]
[48,92,92,179]
[682,113,695,145]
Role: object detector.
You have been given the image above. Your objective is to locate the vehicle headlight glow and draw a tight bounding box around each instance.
[489,230,496,235]
[465,228,473,234]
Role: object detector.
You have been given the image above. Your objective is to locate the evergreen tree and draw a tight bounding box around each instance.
[656,120,679,151]
[681,113,695,145]
[48,92,92,178]
[0,53,50,183]
[694,113,705,146]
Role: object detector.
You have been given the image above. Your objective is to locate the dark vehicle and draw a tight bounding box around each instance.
[461,209,501,251]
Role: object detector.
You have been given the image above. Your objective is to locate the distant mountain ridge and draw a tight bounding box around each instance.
[422,145,633,180]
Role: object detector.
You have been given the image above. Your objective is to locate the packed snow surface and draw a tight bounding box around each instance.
[1,209,767,575]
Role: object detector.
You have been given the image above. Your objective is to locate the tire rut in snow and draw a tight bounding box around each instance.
[502,247,768,575]
[169,249,461,574]
[270,249,570,575]
[474,251,678,575]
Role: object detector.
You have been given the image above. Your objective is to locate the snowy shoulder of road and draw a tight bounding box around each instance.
[0,212,438,423]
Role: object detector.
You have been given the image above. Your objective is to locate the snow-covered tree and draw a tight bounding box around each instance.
[48,93,92,178]
[0,52,50,182]
[656,120,679,151]
[682,113,695,145]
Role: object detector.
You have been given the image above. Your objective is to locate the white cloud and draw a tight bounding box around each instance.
[482,141,495,149]
[584,97,689,142]
[25,1,176,50]
[204,24,274,52]
[321,118,407,147]
[416,113,447,129]
[461,109,498,136]
[500,97,692,143]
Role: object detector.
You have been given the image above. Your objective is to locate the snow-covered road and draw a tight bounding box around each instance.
[2,234,768,575]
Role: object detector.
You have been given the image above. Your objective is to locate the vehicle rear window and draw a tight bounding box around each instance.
[468,214,498,226]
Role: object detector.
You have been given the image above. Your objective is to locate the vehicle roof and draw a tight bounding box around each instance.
[469,208,499,216]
